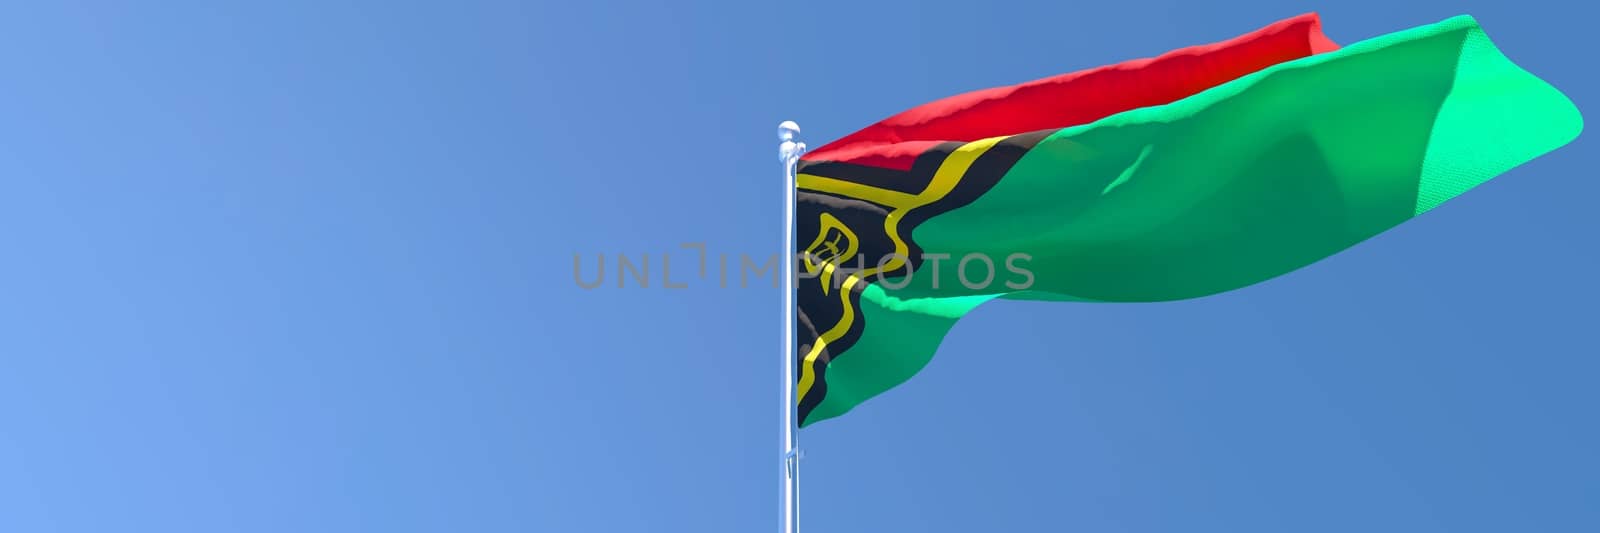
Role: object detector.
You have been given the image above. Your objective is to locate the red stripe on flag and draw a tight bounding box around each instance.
[802,13,1340,171]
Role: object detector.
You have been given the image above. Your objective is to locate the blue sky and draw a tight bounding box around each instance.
[1,1,1595,531]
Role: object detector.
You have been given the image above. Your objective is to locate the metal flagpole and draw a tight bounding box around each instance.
[778,120,805,533]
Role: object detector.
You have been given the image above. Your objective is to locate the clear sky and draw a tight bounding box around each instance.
[0,1,1594,532]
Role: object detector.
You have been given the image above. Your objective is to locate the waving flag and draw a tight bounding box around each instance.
[794,14,1581,427]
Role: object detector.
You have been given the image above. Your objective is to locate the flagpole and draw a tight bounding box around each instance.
[778,120,805,533]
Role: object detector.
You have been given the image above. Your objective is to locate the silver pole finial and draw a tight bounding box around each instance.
[779,121,806,164]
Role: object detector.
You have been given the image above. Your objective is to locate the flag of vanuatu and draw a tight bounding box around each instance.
[794,13,1581,427]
